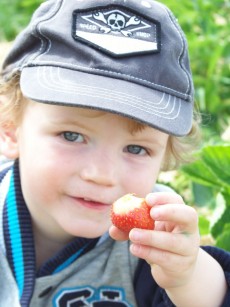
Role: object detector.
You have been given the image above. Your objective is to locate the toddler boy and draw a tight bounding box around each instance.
[0,0,230,306]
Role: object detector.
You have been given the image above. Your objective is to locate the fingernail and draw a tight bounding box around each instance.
[145,193,154,204]
[130,244,141,254]
[151,207,160,219]
[130,229,142,242]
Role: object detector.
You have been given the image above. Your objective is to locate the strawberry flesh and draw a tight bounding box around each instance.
[111,194,154,232]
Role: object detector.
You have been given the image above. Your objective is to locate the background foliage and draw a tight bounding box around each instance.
[163,0,230,138]
[181,144,230,249]
[0,0,230,248]
[0,0,42,40]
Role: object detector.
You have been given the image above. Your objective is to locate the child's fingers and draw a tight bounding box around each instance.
[146,192,184,207]
[130,242,185,268]
[151,203,198,233]
[146,192,198,232]
[109,225,129,241]
[129,228,199,257]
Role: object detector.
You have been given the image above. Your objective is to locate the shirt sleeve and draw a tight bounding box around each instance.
[134,245,230,307]
[133,259,175,307]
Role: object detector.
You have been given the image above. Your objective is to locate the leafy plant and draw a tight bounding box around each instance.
[181,143,230,250]
[0,0,43,40]
[161,0,230,138]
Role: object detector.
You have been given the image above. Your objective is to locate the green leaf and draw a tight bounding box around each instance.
[210,193,230,238]
[181,157,222,189]
[181,144,230,191]
[199,215,210,235]
[201,145,230,188]
[192,183,217,208]
[215,224,230,251]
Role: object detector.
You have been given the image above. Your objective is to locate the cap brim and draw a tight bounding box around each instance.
[20,66,193,136]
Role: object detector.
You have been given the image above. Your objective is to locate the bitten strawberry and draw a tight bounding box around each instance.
[111,194,154,232]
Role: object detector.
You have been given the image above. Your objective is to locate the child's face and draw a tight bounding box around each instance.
[14,101,168,242]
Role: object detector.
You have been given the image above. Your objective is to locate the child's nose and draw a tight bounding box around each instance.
[80,151,117,186]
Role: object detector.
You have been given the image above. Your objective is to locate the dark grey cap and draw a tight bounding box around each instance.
[2,0,194,136]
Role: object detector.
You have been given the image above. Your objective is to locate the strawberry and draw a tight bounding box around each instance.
[111,194,154,232]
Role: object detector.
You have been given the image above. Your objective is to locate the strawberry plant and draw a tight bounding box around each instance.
[181,143,230,250]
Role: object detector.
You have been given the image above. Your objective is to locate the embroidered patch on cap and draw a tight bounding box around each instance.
[72,5,161,57]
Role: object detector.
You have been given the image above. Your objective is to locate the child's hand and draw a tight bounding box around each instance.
[110,192,200,290]
[110,192,227,306]
[129,192,200,290]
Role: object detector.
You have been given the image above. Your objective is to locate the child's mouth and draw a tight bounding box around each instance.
[70,196,110,211]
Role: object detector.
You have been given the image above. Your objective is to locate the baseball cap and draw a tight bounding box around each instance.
[2,0,194,136]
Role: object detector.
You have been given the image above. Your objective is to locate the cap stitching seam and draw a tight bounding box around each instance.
[34,67,181,119]
[164,8,190,95]
[30,60,191,100]
[54,67,170,111]
[25,0,63,66]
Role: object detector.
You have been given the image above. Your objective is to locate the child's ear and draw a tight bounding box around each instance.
[0,125,19,159]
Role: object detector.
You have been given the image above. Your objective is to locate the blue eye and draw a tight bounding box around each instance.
[126,145,147,155]
[63,132,84,143]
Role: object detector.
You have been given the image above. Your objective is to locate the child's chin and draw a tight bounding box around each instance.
[66,223,109,239]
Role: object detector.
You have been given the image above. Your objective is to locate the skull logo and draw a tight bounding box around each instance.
[107,13,126,32]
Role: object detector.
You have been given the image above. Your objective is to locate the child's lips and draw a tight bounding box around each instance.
[70,196,111,210]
